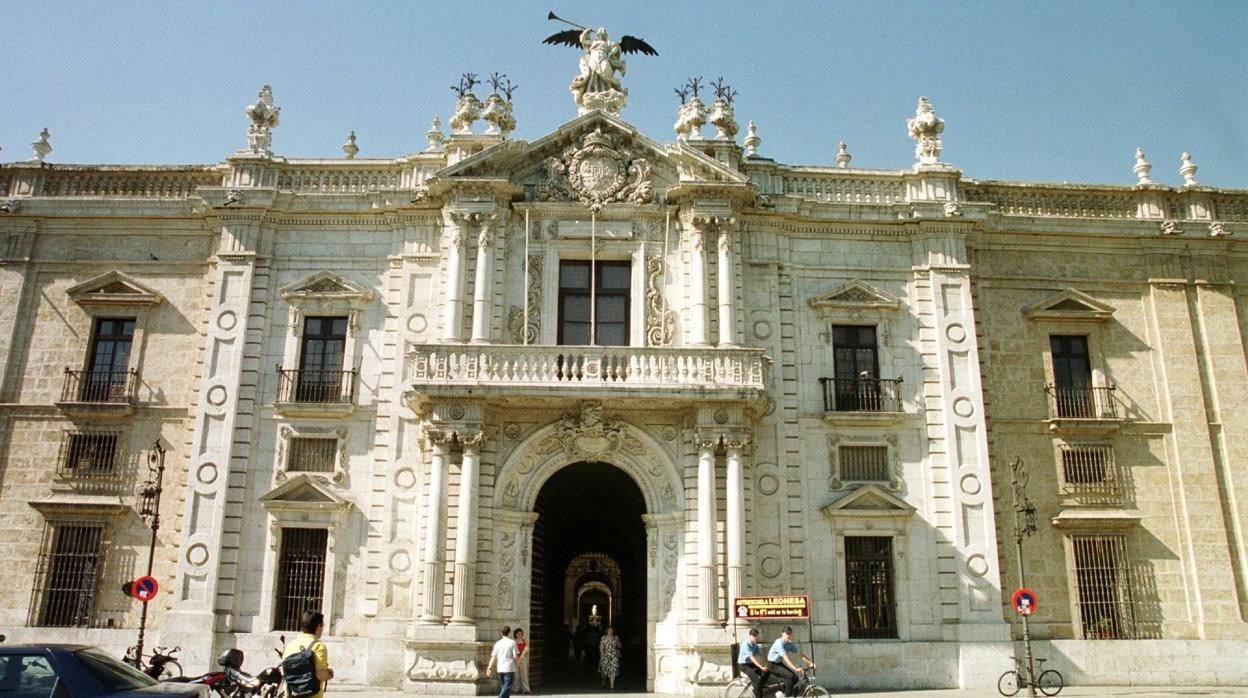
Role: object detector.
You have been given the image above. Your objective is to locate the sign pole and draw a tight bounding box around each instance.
[1010,457,1039,697]
[131,440,167,668]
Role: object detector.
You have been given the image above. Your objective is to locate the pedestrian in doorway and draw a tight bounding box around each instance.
[485,625,519,698]
[598,625,622,689]
[514,628,531,695]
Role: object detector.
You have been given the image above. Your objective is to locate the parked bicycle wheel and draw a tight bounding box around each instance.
[723,676,753,698]
[997,670,1021,696]
[1037,669,1064,696]
[156,659,183,681]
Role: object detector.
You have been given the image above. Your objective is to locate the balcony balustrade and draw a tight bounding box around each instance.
[1045,384,1118,420]
[276,367,358,405]
[819,377,903,413]
[59,369,138,404]
[406,344,769,401]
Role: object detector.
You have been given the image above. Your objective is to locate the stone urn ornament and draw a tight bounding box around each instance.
[450,74,482,134]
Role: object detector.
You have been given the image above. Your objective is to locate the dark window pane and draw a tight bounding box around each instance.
[600,263,630,289]
[598,296,627,323]
[561,262,590,288]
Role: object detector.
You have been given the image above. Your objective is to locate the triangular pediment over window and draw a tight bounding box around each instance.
[260,474,352,516]
[67,271,162,307]
[808,280,901,312]
[280,271,374,305]
[821,484,915,521]
[432,111,750,207]
[1023,288,1114,322]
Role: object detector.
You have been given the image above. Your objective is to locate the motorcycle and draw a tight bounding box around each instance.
[212,639,285,698]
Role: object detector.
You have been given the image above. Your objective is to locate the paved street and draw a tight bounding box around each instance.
[326,686,1248,697]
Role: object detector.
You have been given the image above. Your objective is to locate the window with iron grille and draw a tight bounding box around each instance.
[29,522,105,627]
[1060,444,1116,491]
[1071,534,1136,639]
[58,431,120,477]
[839,445,890,483]
[274,527,328,632]
[844,536,897,639]
[286,437,337,473]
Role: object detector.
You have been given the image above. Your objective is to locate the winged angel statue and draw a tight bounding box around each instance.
[544,13,658,115]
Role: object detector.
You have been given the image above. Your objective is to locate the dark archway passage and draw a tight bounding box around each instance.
[530,461,647,692]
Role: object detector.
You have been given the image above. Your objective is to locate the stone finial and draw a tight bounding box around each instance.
[743,121,760,157]
[342,131,359,159]
[1209,222,1230,237]
[244,85,281,153]
[449,74,482,134]
[835,141,852,168]
[906,97,945,167]
[1133,148,1154,185]
[1179,152,1199,186]
[674,77,707,141]
[426,116,445,152]
[30,128,52,162]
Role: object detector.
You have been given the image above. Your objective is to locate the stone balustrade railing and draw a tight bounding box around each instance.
[274,167,403,193]
[781,172,906,205]
[407,344,770,393]
[2,166,223,198]
[962,183,1139,219]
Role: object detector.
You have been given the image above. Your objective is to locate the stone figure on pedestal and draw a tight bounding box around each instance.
[543,15,657,116]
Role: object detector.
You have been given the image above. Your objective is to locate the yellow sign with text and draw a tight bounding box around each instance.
[734,595,810,619]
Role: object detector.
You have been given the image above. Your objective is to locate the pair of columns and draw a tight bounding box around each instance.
[696,432,749,624]
[687,215,738,348]
[441,211,498,344]
[419,428,483,624]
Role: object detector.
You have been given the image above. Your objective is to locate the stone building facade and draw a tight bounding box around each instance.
[1,59,1247,693]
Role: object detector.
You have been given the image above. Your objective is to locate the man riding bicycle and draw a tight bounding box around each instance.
[737,627,768,698]
[767,626,816,697]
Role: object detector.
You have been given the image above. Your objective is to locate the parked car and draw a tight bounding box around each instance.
[0,644,210,697]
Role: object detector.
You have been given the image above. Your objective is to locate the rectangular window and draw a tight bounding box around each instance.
[558,261,630,346]
[839,445,890,483]
[58,431,120,477]
[274,527,328,632]
[287,437,337,473]
[845,536,897,639]
[1061,444,1114,486]
[297,316,348,402]
[829,325,893,411]
[83,318,135,401]
[1071,534,1136,639]
[30,522,105,627]
[1050,335,1094,417]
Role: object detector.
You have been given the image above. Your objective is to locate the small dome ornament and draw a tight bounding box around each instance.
[30,127,52,163]
[743,121,761,157]
[425,116,445,152]
[342,131,359,159]
[1133,148,1154,185]
[906,96,945,167]
[835,141,852,168]
[1179,152,1199,186]
[244,85,281,154]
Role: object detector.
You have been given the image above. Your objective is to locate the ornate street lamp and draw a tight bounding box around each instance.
[131,439,166,668]
[1010,456,1040,697]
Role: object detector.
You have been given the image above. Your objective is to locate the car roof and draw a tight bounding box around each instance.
[0,644,92,651]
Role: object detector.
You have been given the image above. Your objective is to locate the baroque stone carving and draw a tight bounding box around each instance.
[645,255,677,346]
[499,533,515,571]
[244,85,280,153]
[536,128,652,212]
[497,574,513,609]
[558,400,624,456]
[407,656,478,681]
[906,96,945,166]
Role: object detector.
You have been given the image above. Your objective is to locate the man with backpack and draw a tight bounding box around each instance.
[282,610,334,698]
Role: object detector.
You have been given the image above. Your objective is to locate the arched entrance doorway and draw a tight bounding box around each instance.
[531,461,646,692]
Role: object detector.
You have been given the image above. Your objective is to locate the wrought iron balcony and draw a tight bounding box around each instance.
[406,344,769,403]
[59,368,138,404]
[276,366,358,405]
[819,377,903,413]
[1045,384,1117,420]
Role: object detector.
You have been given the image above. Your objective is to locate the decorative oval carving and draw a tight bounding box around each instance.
[186,542,210,567]
[206,385,228,407]
[394,467,417,490]
[197,462,219,485]
[945,322,966,343]
[966,553,990,578]
[407,313,428,334]
[953,397,974,418]
[960,473,982,496]
[216,310,237,331]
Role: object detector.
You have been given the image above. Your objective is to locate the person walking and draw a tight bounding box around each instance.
[281,610,334,698]
[485,625,520,698]
[598,625,623,690]
[737,627,768,698]
[514,628,531,695]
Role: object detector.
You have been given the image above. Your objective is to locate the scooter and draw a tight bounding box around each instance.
[213,640,285,698]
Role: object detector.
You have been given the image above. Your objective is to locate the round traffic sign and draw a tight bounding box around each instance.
[131,576,159,602]
[1011,588,1037,616]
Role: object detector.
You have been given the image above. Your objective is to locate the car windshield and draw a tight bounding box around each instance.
[75,647,157,690]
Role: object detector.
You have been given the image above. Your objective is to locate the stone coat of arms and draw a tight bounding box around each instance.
[538,127,652,212]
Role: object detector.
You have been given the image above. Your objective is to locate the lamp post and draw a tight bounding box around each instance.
[1009,456,1039,696]
[131,439,167,668]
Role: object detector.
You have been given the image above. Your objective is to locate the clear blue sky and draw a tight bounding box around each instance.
[4,1,1246,188]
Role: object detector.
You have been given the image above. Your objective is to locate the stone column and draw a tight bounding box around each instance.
[440,212,474,342]
[687,222,709,347]
[450,431,482,624]
[469,223,494,344]
[716,229,737,347]
[420,430,452,622]
[696,435,719,624]
[725,437,748,608]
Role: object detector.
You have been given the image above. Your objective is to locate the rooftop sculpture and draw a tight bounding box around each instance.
[543,12,657,116]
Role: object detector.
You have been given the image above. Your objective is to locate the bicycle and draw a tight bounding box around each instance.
[724,667,829,698]
[997,655,1063,696]
[123,644,184,680]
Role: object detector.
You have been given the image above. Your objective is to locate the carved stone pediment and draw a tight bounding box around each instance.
[260,473,352,515]
[280,271,374,304]
[808,280,901,312]
[67,271,162,307]
[538,127,652,212]
[821,484,915,521]
[1023,288,1114,322]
